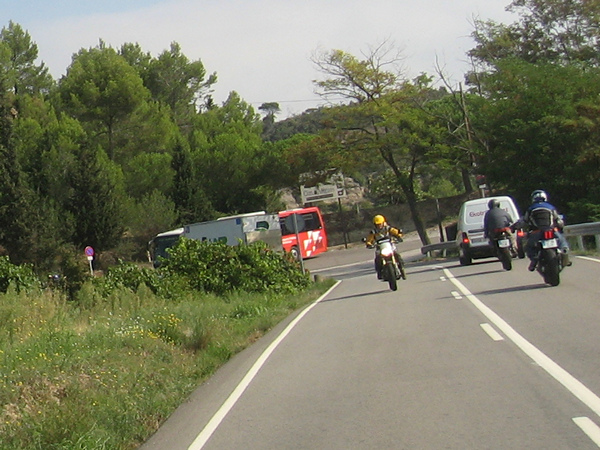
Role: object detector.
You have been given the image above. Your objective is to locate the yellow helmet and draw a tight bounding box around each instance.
[373,214,386,226]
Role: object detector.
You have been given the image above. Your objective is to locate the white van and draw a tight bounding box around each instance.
[455,196,521,265]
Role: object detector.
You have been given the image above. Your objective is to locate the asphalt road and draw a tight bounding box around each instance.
[141,242,600,449]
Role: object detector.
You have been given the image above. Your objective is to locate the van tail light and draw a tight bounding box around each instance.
[461,233,470,244]
[543,229,555,240]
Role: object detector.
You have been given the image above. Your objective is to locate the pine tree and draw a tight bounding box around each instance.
[170,139,214,224]
[0,75,35,263]
[65,143,124,251]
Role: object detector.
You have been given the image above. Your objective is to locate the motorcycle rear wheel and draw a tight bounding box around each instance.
[500,248,512,271]
[541,250,560,286]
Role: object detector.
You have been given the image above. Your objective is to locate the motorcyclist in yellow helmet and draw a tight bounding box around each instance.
[364,215,404,279]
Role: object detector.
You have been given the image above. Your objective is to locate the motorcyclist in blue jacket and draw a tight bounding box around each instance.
[523,190,571,271]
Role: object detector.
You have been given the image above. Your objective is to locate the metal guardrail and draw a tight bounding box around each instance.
[420,221,600,256]
[563,222,600,251]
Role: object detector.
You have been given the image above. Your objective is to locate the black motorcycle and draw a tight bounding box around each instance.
[489,227,515,271]
[533,227,564,286]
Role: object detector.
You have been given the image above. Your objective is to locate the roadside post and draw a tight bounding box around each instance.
[84,246,95,276]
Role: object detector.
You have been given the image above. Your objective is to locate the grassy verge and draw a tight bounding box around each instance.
[0,278,335,449]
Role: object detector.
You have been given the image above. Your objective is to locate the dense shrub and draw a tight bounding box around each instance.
[94,261,161,296]
[92,239,311,298]
[159,238,311,296]
[0,256,39,293]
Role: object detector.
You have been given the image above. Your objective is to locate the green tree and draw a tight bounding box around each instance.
[65,143,125,250]
[312,44,449,245]
[267,133,340,189]
[472,59,600,213]
[58,43,150,160]
[171,138,214,224]
[189,92,274,214]
[0,76,36,263]
[110,98,179,166]
[469,1,600,72]
[123,189,178,259]
[124,151,174,200]
[466,2,600,220]
[144,42,217,121]
[119,42,153,79]
[0,21,54,96]
[259,101,280,138]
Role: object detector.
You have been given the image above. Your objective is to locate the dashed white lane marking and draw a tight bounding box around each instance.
[188,280,342,450]
[443,267,600,420]
[573,417,600,447]
[480,323,504,341]
[451,291,462,299]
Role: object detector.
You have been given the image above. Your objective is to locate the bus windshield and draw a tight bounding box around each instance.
[149,235,181,267]
[278,207,327,259]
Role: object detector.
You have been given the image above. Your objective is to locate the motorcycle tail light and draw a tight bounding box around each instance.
[517,229,525,238]
[543,230,555,240]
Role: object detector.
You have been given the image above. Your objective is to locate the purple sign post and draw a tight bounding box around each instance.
[84,246,95,276]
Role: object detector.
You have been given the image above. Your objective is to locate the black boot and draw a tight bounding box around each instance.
[528,259,537,271]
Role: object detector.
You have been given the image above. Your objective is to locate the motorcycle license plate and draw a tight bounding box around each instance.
[541,238,558,249]
[498,239,510,248]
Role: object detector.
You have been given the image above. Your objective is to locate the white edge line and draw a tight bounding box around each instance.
[480,323,504,341]
[573,417,600,447]
[577,256,600,264]
[443,268,600,418]
[188,280,343,450]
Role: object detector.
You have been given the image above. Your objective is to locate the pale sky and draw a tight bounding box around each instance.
[5,0,515,118]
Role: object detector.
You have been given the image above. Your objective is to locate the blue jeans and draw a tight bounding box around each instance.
[526,229,569,260]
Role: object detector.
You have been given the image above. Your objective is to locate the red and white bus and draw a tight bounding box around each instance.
[278,206,328,260]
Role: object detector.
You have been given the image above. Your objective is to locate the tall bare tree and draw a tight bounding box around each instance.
[312,42,448,245]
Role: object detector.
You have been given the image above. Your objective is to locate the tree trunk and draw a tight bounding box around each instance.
[462,167,473,193]
[384,149,432,246]
[404,188,431,246]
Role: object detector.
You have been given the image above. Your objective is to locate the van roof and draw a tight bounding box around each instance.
[463,195,514,207]
[156,227,184,238]
[459,196,520,227]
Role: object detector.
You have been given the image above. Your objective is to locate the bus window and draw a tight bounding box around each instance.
[255,220,270,230]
